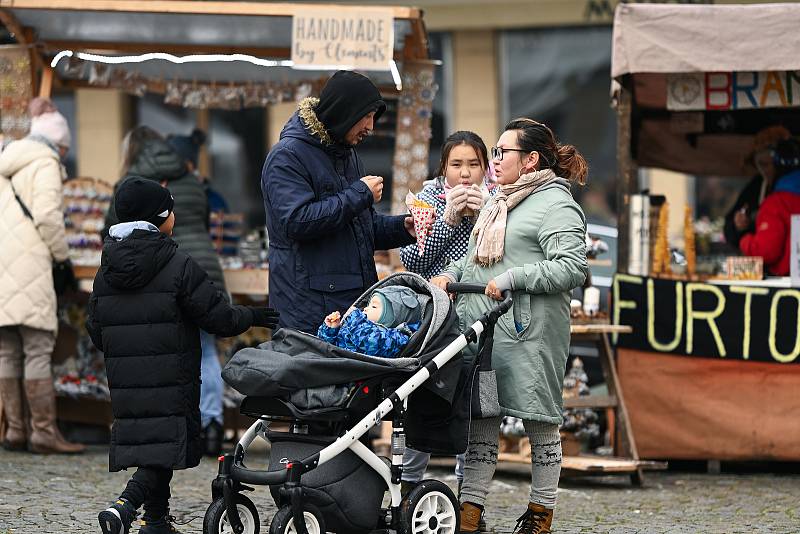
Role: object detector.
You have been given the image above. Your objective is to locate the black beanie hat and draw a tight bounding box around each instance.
[115,176,174,227]
[316,70,386,143]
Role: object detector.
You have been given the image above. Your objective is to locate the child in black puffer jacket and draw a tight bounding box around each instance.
[88,177,279,534]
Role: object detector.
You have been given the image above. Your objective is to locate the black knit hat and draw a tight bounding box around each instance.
[316,70,386,143]
[115,176,174,227]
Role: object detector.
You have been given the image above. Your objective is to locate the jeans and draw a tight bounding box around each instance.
[200,330,223,428]
[119,467,173,521]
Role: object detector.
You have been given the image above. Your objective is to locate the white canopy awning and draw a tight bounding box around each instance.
[612,3,800,79]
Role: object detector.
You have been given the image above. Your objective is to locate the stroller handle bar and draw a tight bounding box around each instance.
[446,282,513,327]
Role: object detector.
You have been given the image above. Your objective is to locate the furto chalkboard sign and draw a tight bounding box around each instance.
[613,274,800,364]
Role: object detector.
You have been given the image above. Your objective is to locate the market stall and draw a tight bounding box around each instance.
[0,0,435,433]
[610,3,800,461]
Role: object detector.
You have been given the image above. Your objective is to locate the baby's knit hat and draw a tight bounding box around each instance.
[372,286,422,328]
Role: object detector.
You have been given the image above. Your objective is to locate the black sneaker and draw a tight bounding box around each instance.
[98,499,137,534]
[203,421,223,457]
[139,515,182,534]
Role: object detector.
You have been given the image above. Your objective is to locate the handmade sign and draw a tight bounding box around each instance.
[291,7,394,70]
[613,274,800,364]
[667,71,800,111]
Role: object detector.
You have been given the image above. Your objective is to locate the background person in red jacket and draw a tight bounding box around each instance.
[740,138,800,276]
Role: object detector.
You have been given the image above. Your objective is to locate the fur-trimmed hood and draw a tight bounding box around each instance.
[297,97,334,146]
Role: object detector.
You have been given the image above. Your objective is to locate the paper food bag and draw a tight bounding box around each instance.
[405,191,436,256]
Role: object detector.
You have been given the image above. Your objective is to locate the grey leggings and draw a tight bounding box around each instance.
[460,416,562,509]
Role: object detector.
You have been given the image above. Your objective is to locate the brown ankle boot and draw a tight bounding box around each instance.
[512,502,554,534]
[24,378,85,454]
[0,378,27,450]
[459,502,483,533]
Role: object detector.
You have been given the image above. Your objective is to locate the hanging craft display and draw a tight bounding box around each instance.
[66,55,326,109]
[390,62,438,215]
[0,45,33,140]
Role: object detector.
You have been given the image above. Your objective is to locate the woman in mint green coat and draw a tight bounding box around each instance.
[432,118,588,534]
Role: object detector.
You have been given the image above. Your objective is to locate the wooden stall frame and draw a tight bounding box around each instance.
[0,0,433,435]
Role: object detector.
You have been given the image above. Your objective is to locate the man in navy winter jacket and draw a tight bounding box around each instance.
[262,71,417,332]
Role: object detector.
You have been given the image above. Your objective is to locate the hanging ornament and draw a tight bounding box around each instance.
[64,55,85,77]
[419,84,438,102]
[220,84,243,110]
[411,162,428,178]
[396,151,412,166]
[242,83,263,108]
[397,133,412,148]
[164,81,183,106]
[88,63,111,86]
[412,144,428,160]
[183,83,207,109]
[127,72,147,97]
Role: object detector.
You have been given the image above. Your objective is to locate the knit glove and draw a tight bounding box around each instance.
[442,185,469,227]
[465,185,485,213]
[249,307,280,329]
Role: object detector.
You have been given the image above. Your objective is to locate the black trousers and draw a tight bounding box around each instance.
[120,467,174,521]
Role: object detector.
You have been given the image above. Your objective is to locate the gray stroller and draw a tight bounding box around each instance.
[203,273,512,534]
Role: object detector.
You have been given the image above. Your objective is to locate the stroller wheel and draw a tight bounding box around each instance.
[268,504,325,534]
[203,494,260,534]
[400,480,459,534]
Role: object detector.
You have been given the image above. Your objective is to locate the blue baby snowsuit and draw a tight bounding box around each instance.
[317,309,420,358]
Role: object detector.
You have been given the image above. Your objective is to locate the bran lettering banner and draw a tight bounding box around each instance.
[612,274,800,364]
[667,71,800,111]
[291,7,394,71]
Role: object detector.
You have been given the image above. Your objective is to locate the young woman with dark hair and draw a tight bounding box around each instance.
[399,131,493,501]
[400,131,492,279]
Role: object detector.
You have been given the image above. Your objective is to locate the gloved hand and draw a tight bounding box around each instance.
[465,185,485,214]
[442,185,469,227]
[250,307,280,329]
[52,259,77,295]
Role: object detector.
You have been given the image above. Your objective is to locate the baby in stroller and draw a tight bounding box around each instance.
[293,286,425,411]
[318,285,423,358]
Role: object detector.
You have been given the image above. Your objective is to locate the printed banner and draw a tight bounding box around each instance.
[612,274,800,364]
[667,71,800,111]
[291,7,394,71]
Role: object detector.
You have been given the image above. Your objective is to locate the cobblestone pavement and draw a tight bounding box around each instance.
[1,446,798,533]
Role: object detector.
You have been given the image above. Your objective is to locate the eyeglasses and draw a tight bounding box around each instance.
[491,146,529,161]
